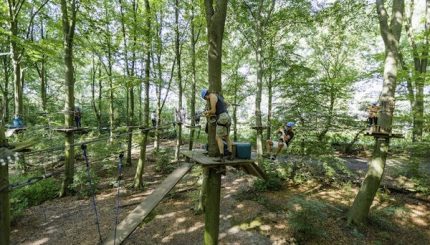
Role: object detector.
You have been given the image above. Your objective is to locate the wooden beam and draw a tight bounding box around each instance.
[103,163,193,245]
[182,150,255,166]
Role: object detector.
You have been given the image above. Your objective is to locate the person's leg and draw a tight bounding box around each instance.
[266,139,273,155]
[215,135,224,155]
[275,141,284,157]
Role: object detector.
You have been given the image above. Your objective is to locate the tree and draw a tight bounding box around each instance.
[174,0,184,161]
[400,0,429,142]
[348,0,404,224]
[203,1,228,244]
[133,0,151,189]
[59,0,78,197]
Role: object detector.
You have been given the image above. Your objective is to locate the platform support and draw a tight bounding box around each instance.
[204,166,221,245]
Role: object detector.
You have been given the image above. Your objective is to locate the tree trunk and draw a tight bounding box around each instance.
[205,0,228,157]
[133,0,151,189]
[203,1,228,244]
[9,11,23,117]
[1,55,10,122]
[188,1,198,151]
[255,8,264,164]
[0,153,10,245]
[59,0,78,197]
[348,0,404,224]
[233,79,238,142]
[174,0,183,161]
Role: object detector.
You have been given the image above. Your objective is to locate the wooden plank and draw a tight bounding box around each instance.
[363,132,403,138]
[182,150,255,166]
[103,163,193,245]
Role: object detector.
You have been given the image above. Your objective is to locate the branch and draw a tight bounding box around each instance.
[14,0,26,19]
[160,58,176,112]
[25,0,50,39]
[376,0,390,47]
[398,52,415,105]
[204,0,214,24]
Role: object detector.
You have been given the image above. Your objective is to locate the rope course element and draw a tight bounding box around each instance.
[81,144,103,243]
[113,152,124,245]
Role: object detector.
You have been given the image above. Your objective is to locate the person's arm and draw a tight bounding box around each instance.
[205,94,218,115]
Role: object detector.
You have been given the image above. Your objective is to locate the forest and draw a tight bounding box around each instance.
[0,0,429,244]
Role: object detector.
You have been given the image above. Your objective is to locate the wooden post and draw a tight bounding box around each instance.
[0,149,12,245]
[204,166,221,245]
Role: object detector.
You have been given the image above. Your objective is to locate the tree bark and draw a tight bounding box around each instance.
[59,0,78,197]
[348,0,404,224]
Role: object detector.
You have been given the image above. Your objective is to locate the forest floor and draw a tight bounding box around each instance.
[9,141,430,245]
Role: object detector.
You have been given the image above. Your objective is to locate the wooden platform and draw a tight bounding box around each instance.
[5,127,26,137]
[52,127,89,133]
[103,163,193,245]
[181,150,266,179]
[363,131,403,138]
[251,126,267,130]
[185,125,201,129]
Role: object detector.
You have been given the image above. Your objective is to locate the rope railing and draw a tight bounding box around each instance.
[0,122,176,192]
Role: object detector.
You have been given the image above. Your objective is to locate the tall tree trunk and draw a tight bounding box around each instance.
[404,0,429,142]
[188,1,199,151]
[7,0,24,117]
[0,149,10,245]
[59,0,78,197]
[1,55,10,121]
[101,0,115,141]
[203,1,228,244]
[11,24,23,117]
[348,0,404,224]
[91,55,101,128]
[233,76,238,142]
[174,0,183,161]
[266,40,274,141]
[205,0,228,157]
[119,0,134,165]
[133,0,151,189]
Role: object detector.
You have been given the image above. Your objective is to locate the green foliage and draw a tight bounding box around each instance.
[10,176,59,222]
[71,166,99,198]
[155,148,174,174]
[287,197,328,241]
[253,175,282,192]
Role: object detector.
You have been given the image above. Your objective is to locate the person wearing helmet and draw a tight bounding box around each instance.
[266,122,295,160]
[367,102,380,132]
[201,89,233,162]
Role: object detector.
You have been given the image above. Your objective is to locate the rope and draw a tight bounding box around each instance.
[81,144,103,243]
[23,122,175,157]
[113,152,124,245]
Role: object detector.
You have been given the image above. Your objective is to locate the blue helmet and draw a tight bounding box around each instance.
[201,89,208,99]
[286,122,295,128]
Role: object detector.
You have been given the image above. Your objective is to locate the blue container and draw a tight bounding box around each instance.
[235,142,251,159]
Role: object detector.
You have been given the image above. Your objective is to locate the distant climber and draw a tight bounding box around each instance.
[74,106,82,128]
[367,102,380,132]
[266,122,295,160]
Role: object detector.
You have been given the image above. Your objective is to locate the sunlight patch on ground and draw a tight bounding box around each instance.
[22,237,49,245]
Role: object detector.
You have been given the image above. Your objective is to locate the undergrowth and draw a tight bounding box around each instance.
[10,174,59,222]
